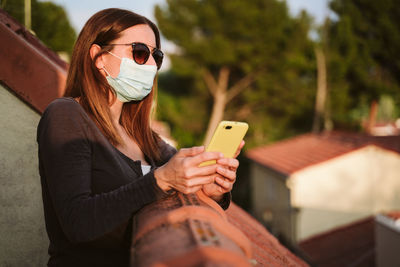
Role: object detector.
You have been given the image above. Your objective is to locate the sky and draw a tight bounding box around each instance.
[50,0,331,33]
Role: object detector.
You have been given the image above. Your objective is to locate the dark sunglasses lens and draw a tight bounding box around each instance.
[153,50,164,69]
[132,44,150,65]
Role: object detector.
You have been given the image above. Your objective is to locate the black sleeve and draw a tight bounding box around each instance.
[157,138,177,166]
[37,99,170,243]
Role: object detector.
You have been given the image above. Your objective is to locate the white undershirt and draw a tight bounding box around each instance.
[141,165,151,175]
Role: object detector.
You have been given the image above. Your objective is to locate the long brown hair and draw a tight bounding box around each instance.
[64,8,162,162]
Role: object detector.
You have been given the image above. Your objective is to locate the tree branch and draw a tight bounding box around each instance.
[226,68,265,103]
[218,67,230,94]
[201,68,218,97]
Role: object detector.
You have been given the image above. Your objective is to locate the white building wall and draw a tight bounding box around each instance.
[0,85,48,266]
[287,146,400,241]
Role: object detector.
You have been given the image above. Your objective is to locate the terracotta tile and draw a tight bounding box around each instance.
[298,217,375,267]
[131,193,309,266]
[247,132,400,175]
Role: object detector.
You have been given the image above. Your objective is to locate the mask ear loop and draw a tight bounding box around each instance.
[102,51,123,77]
[102,66,112,77]
[107,50,122,60]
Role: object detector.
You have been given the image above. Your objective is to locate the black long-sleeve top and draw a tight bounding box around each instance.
[37,97,230,267]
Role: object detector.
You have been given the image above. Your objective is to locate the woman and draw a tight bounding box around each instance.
[37,8,243,267]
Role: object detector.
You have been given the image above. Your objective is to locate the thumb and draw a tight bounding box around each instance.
[177,146,205,157]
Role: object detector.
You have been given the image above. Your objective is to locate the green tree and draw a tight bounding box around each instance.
[326,0,400,129]
[1,0,76,55]
[155,0,315,147]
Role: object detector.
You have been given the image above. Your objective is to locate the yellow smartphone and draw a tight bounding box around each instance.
[199,121,248,167]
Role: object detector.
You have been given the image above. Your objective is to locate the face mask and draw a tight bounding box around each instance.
[103,52,157,102]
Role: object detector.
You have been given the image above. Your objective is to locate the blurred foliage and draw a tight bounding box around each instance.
[155,0,316,148]
[327,0,400,129]
[1,0,76,55]
[155,0,400,149]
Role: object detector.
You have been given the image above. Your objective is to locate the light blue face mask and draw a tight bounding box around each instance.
[103,52,157,102]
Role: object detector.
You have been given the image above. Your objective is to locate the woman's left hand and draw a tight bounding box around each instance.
[202,140,245,201]
[202,158,238,201]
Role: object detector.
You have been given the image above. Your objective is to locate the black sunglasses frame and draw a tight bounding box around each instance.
[103,42,163,70]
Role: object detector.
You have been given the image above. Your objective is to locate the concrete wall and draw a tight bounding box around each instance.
[250,163,296,243]
[0,84,48,266]
[288,146,400,241]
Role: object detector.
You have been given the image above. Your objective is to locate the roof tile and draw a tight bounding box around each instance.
[227,203,309,267]
[247,132,400,175]
[298,217,375,267]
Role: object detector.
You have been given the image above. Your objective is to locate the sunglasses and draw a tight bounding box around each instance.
[103,42,164,69]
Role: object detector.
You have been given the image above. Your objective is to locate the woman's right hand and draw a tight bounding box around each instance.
[154,146,223,194]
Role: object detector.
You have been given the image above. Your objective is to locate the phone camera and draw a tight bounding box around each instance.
[225,126,232,130]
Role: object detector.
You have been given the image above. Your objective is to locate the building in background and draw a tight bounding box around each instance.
[247,131,400,245]
[298,212,400,267]
[299,215,375,266]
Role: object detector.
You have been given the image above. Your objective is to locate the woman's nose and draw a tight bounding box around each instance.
[147,53,157,66]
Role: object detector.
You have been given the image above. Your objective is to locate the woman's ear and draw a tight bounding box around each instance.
[89,44,104,70]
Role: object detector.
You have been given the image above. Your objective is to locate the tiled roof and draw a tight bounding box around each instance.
[0,8,67,70]
[226,203,309,267]
[386,211,400,220]
[0,8,67,113]
[131,190,309,267]
[298,216,375,267]
[246,131,400,175]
